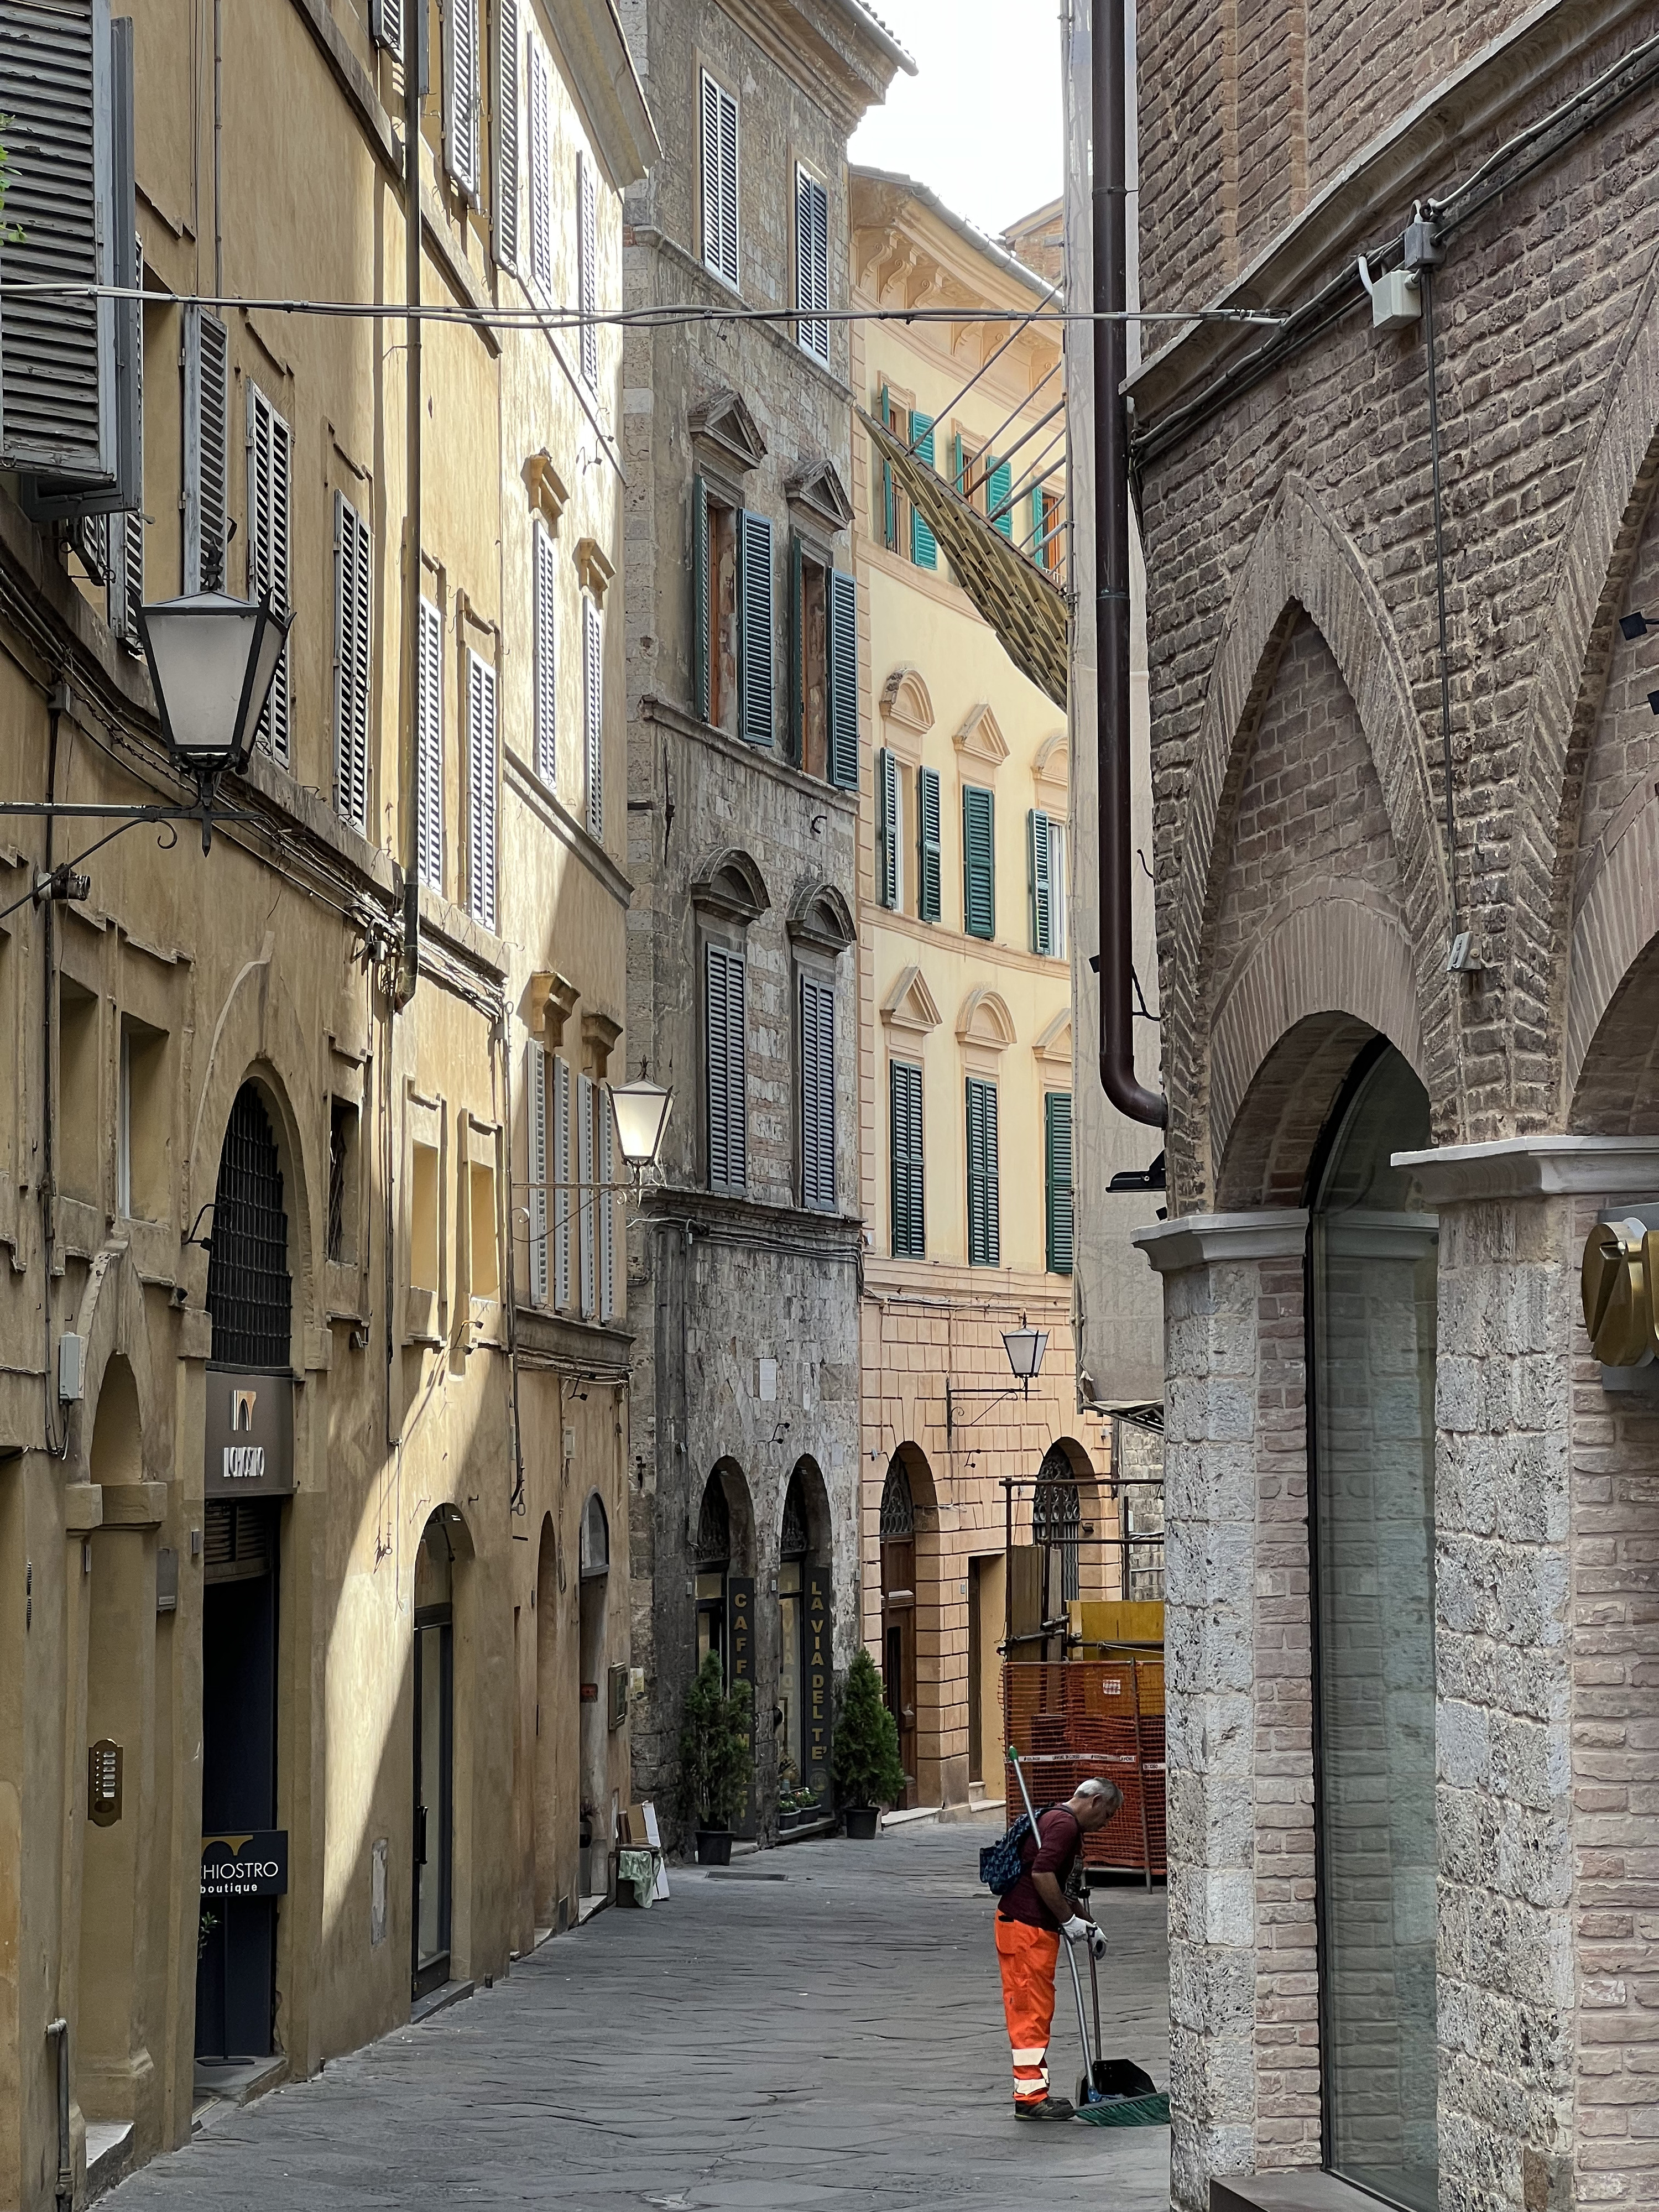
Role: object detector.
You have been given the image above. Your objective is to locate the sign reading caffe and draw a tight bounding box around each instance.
[204,1370,295,1498]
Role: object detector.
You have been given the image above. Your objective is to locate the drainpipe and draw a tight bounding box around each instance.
[1093,0,1165,1127]
[393,0,422,1011]
[46,2018,71,2211]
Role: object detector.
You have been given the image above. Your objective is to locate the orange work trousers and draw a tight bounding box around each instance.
[995,1915,1060,2105]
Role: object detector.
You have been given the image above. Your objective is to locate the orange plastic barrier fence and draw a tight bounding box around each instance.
[1002,1659,1166,1881]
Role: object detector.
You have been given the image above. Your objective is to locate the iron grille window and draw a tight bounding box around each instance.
[206,1083,292,1368]
[781,1472,808,1558]
[1032,1451,1081,1604]
[696,1478,732,1567]
[879,1462,914,1539]
[326,1098,350,1264]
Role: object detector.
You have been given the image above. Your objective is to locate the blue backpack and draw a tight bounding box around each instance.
[979,1812,1034,1893]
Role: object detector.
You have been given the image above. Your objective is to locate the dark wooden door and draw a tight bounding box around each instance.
[880,1534,916,1808]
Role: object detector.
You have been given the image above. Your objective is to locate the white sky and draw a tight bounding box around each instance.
[848,0,1065,243]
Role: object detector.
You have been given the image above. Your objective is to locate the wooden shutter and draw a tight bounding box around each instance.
[577,152,599,387]
[583,594,603,837]
[247,384,293,766]
[827,569,858,789]
[916,766,942,922]
[492,0,519,268]
[333,491,372,833]
[1045,1091,1073,1276]
[577,1071,596,1317]
[598,1083,617,1318]
[370,0,403,48]
[963,785,995,939]
[416,596,444,891]
[701,71,738,286]
[445,0,480,197]
[986,457,1014,538]
[183,307,229,591]
[691,474,711,723]
[106,260,142,650]
[910,416,937,568]
[552,1055,572,1308]
[737,510,773,749]
[467,648,498,932]
[787,531,804,766]
[706,944,746,1192]
[800,976,835,1211]
[533,516,556,786]
[795,165,828,362]
[876,749,900,909]
[966,1077,1000,1267]
[528,36,552,295]
[527,1040,549,1306]
[890,1061,924,1258]
[1028,807,1053,956]
[879,385,895,549]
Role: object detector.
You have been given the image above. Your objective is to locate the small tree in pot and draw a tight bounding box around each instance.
[677,1653,754,1865]
[830,1648,906,1839]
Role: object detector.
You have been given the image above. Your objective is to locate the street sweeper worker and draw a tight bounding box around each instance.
[995,1776,1124,2122]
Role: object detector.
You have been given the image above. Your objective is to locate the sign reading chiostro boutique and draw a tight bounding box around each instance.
[201,1831,289,1897]
[203,1369,294,1498]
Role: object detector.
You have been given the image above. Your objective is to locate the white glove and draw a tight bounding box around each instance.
[1060,1916,1091,1947]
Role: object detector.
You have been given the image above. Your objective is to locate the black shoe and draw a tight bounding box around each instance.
[1014,2096,1076,2122]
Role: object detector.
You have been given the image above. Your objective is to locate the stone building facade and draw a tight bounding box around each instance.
[1129,4,1659,2211]
[0,2,653,2203]
[617,0,909,1837]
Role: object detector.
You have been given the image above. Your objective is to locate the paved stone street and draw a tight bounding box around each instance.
[109,1817,1168,2210]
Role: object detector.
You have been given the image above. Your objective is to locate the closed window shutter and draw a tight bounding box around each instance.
[917,766,942,922]
[706,944,747,1192]
[416,596,444,892]
[467,649,498,932]
[787,531,804,765]
[910,416,937,568]
[827,569,858,789]
[598,1083,617,1318]
[890,1061,924,1259]
[578,1071,596,1317]
[1050,819,1067,958]
[183,306,229,591]
[691,474,710,722]
[528,1040,549,1306]
[583,595,603,837]
[492,0,518,268]
[879,386,894,549]
[963,785,995,938]
[533,517,556,786]
[700,72,738,286]
[987,457,1014,538]
[737,509,774,749]
[370,0,403,48]
[553,1054,572,1308]
[577,152,598,387]
[106,264,143,650]
[247,385,293,766]
[800,977,835,1211]
[1029,807,1053,956]
[967,1078,1000,1267]
[528,38,552,296]
[876,748,900,910]
[333,491,372,833]
[445,0,480,196]
[795,165,828,362]
[952,432,966,493]
[1045,1091,1073,1275]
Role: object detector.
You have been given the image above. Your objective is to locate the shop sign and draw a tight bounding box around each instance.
[204,1370,294,1498]
[201,1830,289,1898]
[805,1570,832,1790]
[726,1575,756,1837]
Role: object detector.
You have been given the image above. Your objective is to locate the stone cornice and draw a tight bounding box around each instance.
[1133,1209,1308,1272]
[1392,1135,1659,1204]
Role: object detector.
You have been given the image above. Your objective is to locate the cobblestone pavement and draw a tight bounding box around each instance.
[108,1816,1169,2211]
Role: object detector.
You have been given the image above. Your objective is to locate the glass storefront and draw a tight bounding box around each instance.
[1308,1044,1438,2212]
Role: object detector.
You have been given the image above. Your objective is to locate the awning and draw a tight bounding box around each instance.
[860,408,1070,709]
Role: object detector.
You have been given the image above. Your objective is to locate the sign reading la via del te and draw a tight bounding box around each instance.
[203,1370,295,1499]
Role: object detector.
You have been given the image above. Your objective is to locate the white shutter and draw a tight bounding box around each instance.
[598,1082,617,1319]
[528,36,552,298]
[417,596,444,892]
[333,492,372,833]
[106,260,142,650]
[527,1039,549,1307]
[795,166,828,363]
[577,1071,596,1318]
[467,648,498,931]
[492,0,519,269]
[444,0,479,197]
[583,595,603,839]
[247,384,293,766]
[534,517,556,787]
[577,152,599,388]
[700,71,738,288]
[1051,820,1067,960]
[370,0,403,50]
[553,1054,572,1309]
[182,307,229,591]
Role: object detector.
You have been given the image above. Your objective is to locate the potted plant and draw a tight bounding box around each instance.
[830,1647,906,1839]
[677,1653,753,1865]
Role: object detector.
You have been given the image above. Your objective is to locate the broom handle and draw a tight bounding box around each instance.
[1007,1746,1095,2083]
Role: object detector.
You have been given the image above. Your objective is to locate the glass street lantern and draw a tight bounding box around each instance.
[609,1076,673,1172]
[1002,1324,1050,1387]
[137,591,291,780]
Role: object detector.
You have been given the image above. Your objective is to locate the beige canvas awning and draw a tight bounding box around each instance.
[860,408,1070,709]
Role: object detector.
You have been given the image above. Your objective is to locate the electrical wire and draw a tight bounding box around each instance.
[961,394,1066,503]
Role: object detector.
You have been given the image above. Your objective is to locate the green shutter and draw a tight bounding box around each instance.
[963,785,994,940]
[691,474,710,722]
[827,569,858,789]
[737,508,774,748]
[1028,807,1053,956]
[911,415,937,568]
[890,1060,924,1258]
[966,1077,999,1267]
[952,432,966,493]
[1045,1092,1073,1275]
[876,747,899,908]
[787,530,804,766]
[1031,484,1045,557]
[986,457,1014,538]
[879,384,895,549]
[916,765,941,922]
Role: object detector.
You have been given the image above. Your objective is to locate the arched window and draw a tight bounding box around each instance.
[1032,1446,1081,1604]
[780,1472,808,1558]
[879,1462,914,1538]
[207,1083,291,1369]
[580,1492,609,1579]
[695,1474,732,1676]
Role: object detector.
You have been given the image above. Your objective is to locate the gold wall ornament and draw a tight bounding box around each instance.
[1581,1218,1659,1365]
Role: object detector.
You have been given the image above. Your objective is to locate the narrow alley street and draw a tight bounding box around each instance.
[106,1820,1168,2212]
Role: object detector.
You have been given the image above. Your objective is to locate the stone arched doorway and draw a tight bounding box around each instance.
[776,1461,832,1812]
[413,1510,457,2000]
[692,1463,757,1837]
[532,1514,564,1933]
[878,1454,926,1809]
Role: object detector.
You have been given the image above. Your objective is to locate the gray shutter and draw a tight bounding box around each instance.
[528,34,551,295]
[598,1083,617,1318]
[467,648,498,930]
[1029,807,1052,955]
[583,594,603,838]
[691,475,710,722]
[827,568,858,788]
[370,0,403,49]
[492,0,519,268]
[917,766,942,922]
[737,509,773,749]
[890,1061,924,1258]
[182,307,229,591]
[967,1078,1000,1267]
[444,0,479,196]
[963,785,995,938]
[1045,1091,1073,1275]
[106,250,142,650]
[787,531,804,765]
[552,1054,572,1309]
[416,596,444,891]
[528,1040,549,1306]
[247,384,293,766]
[577,152,598,388]
[578,1071,596,1317]
[876,748,899,910]
[706,944,746,1192]
[333,492,372,833]
[534,517,556,786]
[701,72,738,286]
[795,165,828,362]
[801,976,834,1211]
